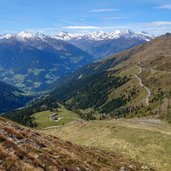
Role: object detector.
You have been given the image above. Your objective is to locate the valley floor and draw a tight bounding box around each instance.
[42,118,171,171]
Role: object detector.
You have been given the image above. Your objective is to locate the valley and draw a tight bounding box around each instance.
[0,32,95,92]
[0,33,171,170]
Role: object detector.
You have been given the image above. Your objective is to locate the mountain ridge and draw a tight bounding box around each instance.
[54,29,154,41]
[54,29,154,59]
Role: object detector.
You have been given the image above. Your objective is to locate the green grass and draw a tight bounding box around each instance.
[32,106,80,129]
[43,119,171,171]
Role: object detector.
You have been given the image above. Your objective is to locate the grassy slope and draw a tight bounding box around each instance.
[32,105,80,129]
[1,117,151,171]
[43,119,171,171]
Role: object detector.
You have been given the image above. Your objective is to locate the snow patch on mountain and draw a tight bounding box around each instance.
[0,34,14,39]
[54,29,154,41]
[0,29,154,42]
[0,32,48,41]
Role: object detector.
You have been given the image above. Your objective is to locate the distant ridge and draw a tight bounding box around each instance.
[54,29,155,59]
[54,29,154,41]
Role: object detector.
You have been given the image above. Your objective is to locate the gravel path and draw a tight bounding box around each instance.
[134,65,151,105]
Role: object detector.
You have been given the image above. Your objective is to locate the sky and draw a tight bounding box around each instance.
[0,0,171,35]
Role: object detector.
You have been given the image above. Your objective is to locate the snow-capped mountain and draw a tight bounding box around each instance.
[0,29,154,42]
[54,29,154,59]
[0,31,48,41]
[54,29,154,41]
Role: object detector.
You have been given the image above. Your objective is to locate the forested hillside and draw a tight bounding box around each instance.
[50,33,171,121]
[0,81,32,113]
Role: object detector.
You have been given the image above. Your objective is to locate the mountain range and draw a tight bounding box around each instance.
[55,29,154,59]
[0,29,154,93]
[0,32,95,92]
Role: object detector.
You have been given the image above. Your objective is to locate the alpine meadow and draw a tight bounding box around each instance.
[0,0,171,171]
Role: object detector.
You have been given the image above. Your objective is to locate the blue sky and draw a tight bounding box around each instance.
[0,0,171,35]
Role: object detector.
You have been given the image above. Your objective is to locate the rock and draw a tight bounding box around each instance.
[141,165,152,170]
[120,166,127,171]
[129,165,136,169]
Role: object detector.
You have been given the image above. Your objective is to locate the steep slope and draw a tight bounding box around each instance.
[0,81,31,113]
[55,29,154,59]
[0,32,95,92]
[51,33,171,120]
[0,117,148,171]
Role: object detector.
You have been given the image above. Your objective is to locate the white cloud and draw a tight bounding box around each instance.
[157,4,171,9]
[62,26,122,30]
[89,8,119,13]
[149,21,171,26]
[102,16,128,20]
[63,26,100,29]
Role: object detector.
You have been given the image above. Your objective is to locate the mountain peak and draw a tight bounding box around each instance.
[0,34,14,39]
[54,29,153,41]
[141,31,149,35]
[17,31,34,40]
[114,29,134,35]
[35,32,47,40]
[16,31,48,41]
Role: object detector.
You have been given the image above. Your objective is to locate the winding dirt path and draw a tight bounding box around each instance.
[134,65,151,105]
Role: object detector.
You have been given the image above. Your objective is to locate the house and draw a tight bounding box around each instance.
[50,113,58,121]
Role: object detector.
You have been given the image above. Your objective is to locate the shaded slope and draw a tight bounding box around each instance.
[0,81,31,113]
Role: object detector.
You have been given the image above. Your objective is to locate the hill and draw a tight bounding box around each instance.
[50,33,171,121]
[43,118,170,171]
[0,81,31,113]
[0,117,151,171]
[0,32,95,92]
